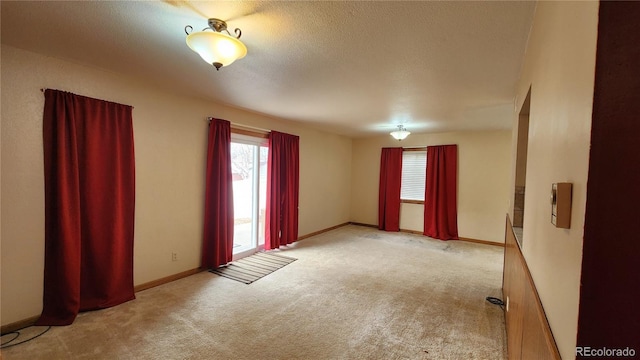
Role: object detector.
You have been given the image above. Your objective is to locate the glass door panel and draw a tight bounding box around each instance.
[231,139,268,257]
[231,142,254,254]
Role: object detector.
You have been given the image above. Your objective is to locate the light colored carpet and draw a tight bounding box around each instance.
[2,225,506,359]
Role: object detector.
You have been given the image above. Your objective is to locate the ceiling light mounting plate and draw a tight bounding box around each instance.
[184,18,242,39]
[208,18,242,39]
[209,18,228,32]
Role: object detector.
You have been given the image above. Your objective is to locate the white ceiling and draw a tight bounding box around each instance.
[1,1,535,137]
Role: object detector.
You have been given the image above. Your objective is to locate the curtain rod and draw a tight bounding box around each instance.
[40,88,135,109]
[207,117,271,133]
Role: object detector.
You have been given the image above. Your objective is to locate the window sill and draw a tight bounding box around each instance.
[401,199,425,205]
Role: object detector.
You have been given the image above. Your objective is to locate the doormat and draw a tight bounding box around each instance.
[210,252,297,284]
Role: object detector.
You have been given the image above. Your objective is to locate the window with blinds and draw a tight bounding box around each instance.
[401,150,427,201]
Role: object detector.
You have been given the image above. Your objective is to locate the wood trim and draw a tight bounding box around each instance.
[134,268,203,293]
[1,222,502,335]
[400,199,424,205]
[348,223,503,247]
[230,127,269,139]
[503,215,561,360]
[1,222,352,333]
[403,232,504,247]
[348,222,378,229]
[402,147,427,152]
[458,237,505,247]
[1,268,203,334]
[1,315,40,334]
[400,228,423,235]
[351,222,420,234]
[297,222,350,241]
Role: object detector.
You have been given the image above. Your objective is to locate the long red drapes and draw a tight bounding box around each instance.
[37,90,135,326]
[265,131,299,250]
[423,145,459,240]
[201,118,234,269]
[378,147,403,231]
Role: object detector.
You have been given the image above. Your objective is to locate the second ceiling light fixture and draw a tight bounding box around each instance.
[390,125,411,141]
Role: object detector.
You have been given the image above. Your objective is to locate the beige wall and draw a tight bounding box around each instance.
[0,45,352,325]
[511,2,599,359]
[351,130,512,243]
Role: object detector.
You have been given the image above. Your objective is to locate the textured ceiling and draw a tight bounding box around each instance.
[1,1,535,137]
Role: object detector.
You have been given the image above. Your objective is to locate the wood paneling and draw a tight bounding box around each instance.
[503,217,525,359]
[503,216,561,360]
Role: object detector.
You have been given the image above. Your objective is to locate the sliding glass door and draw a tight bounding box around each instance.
[230,135,268,259]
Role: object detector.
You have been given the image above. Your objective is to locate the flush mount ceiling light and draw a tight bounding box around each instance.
[185,18,247,71]
[390,125,411,141]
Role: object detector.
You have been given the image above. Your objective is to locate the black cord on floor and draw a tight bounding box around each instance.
[0,332,20,346]
[0,326,51,349]
[486,296,505,311]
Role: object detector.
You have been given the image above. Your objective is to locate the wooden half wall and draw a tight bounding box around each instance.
[502,216,561,360]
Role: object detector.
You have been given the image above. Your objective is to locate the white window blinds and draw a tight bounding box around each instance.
[401,150,427,201]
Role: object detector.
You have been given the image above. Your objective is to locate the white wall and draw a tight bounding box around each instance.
[351,130,512,243]
[0,45,352,325]
[511,2,599,358]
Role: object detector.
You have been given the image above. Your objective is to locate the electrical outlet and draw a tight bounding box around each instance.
[506,296,510,312]
[172,252,177,261]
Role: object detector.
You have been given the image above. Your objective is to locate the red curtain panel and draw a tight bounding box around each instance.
[423,145,459,240]
[201,119,234,269]
[37,90,135,326]
[378,147,403,231]
[265,131,300,250]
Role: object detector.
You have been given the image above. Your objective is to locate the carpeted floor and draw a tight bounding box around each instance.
[1,225,507,359]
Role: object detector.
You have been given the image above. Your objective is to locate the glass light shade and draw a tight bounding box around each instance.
[186,31,247,68]
[390,129,411,140]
